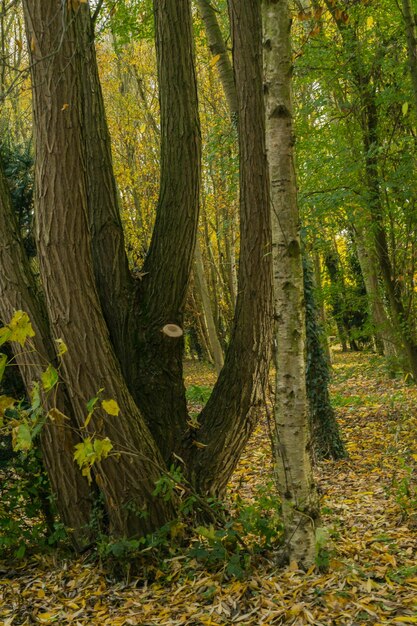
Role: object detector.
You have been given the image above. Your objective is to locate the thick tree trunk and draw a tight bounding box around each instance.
[74,6,138,388]
[0,158,93,550]
[194,238,224,374]
[263,0,319,567]
[23,0,173,537]
[186,0,274,496]
[135,0,201,461]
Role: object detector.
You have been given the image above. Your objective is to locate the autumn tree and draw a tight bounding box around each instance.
[0,0,273,543]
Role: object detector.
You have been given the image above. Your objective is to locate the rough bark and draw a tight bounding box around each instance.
[263,0,319,567]
[134,0,201,460]
[74,7,138,388]
[186,0,274,497]
[0,157,93,550]
[23,0,174,537]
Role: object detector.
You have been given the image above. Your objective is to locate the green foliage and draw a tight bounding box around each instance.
[0,139,35,258]
[186,384,212,404]
[152,464,185,502]
[0,418,62,559]
[100,0,154,45]
[391,458,417,519]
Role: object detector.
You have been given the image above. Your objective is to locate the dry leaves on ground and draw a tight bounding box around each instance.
[1,352,417,625]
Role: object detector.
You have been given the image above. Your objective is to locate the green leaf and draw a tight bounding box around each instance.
[30,382,41,411]
[101,398,120,416]
[41,364,58,392]
[0,326,12,347]
[402,102,409,116]
[12,422,32,452]
[0,353,7,383]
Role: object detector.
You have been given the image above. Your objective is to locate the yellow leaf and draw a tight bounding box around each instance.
[210,54,221,68]
[393,618,417,624]
[61,103,70,111]
[38,612,60,623]
[0,395,16,417]
[366,16,374,29]
[101,398,120,416]
[5,310,35,346]
[55,338,68,356]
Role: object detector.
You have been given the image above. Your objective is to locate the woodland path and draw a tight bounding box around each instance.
[1,351,417,625]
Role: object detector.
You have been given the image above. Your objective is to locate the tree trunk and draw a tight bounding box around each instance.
[135,0,201,461]
[0,157,93,550]
[194,238,224,374]
[185,0,274,497]
[354,227,397,359]
[195,0,238,123]
[304,258,346,461]
[23,0,174,537]
[263,0,319,567]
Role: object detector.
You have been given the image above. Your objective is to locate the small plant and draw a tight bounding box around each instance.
[186,384,212,405]
[391,458,417,518]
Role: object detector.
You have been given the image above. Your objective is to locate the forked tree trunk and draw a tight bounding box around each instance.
[263,0,319,567]
[0,159,93,550]
[23,0,174,537]
[12,0,277,536]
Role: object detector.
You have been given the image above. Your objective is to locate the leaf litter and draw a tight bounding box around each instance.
[1,351,417,625]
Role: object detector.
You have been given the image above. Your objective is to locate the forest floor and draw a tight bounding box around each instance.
[1,351,417,625]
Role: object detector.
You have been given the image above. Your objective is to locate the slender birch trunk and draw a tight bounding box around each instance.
[263,0,319,567]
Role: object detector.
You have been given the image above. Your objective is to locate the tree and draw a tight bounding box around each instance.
[0,0,274,542]
[263,0,319,566]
